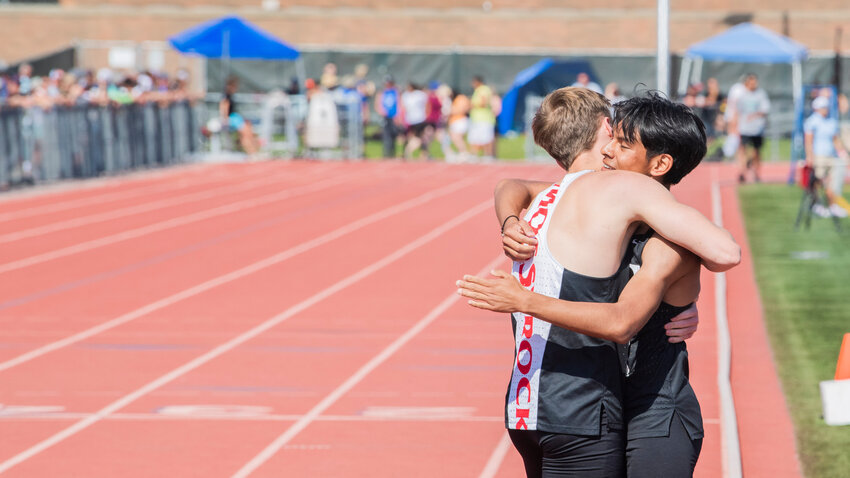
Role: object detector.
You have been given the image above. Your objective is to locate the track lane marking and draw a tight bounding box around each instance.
[0,164,331,244]
[0,175,479,372]
[232,252,505,478]
[0,162,281,223]
[0,197,494,475]
[478,432,513,478]
[0,168,390,276]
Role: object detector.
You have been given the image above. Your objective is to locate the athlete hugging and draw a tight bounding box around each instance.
[456,88,741,478]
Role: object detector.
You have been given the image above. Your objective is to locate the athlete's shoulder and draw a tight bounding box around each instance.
[572,170,666,197]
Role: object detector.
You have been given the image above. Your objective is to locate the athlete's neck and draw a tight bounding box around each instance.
[568,153,599,173]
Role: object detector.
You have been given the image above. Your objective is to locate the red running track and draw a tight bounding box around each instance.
[0,160,800,477]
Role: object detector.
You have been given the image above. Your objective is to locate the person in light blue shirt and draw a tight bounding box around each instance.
[805,95,850,217]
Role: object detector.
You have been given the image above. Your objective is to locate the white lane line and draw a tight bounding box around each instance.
[0,176,476,372]
[0,412,720,425]
[478,432,513,478]
[0,199,493,475]
[711,167,742,478]
[0,166,329,244]
[0,412,503,423]
[232,252,505,478]
[0,168,382,276]
[0,162,279,223]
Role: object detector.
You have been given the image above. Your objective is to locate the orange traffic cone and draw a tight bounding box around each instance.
[836,333,850,380]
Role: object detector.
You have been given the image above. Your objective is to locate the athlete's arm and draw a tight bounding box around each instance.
[457,237,697,344]
[494,178,551,261]
[591,171,741,272]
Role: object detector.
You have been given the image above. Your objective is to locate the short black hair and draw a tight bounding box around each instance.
[612,92,706,185]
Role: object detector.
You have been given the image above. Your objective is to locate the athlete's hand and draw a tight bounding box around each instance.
[456,270,528,313]
[665,303,699,343]
[502,218,537,262]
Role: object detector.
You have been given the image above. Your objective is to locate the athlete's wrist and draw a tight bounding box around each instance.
[500,215,520,234]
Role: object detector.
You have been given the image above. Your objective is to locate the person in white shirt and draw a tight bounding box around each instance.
[571,72,603,95]
[734,74,770,183]
[400,83,429,159]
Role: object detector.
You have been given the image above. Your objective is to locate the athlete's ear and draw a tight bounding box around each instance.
[648,153,673,180]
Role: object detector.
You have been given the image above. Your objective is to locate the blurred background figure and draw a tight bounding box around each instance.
[434,83,454,160]
[446,88,470,162]
[285,76,300,95]
[219,76,259,156]
[400,82,428,160]
[805,94,850,217]
[701,77,723,149]
[468,75,496,159]
[571,71,603,94]
[375,75,400,158]
[735,73,770,182]
[721,77,746,165]
[320,62,339,90]
[423,81,444,160]
[604,82,626,105]
[354,64,376,126]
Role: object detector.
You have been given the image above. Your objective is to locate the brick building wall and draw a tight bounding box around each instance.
[0,1,848,66]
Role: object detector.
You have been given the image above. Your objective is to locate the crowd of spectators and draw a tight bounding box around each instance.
[292,62,502,161]
[0,63,197,110]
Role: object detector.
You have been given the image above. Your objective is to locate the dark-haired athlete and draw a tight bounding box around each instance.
[458,91,739,477]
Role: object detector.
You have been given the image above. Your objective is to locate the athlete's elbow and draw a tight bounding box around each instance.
[706,243,742,272]
[608,313,638,344]
[494,178,514,195]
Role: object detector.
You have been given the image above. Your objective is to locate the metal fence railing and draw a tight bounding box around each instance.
[0,100,201,189]
[202,92,363,160]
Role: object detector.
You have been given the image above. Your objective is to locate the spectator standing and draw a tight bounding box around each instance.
[447,90,470,162]
[424,81,444,160]
[734,73,770,182]
[17,63,33,96]
[722,78,746,162]
[354,64,375,125]
[435,83,454,159]
[219,76,259,155]
[400,82,429,160]
[468,75,496,159]
[700,78,723,148]
[320,62,339,90]
[375,76,400,158]
[285,77,300,95]
[571,72,603,94]
[805,95,850,217]
[604,82,626,105]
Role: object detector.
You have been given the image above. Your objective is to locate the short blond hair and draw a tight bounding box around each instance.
[531,87,611,171]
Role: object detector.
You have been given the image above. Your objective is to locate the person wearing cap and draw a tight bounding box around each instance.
[805,94,850,218]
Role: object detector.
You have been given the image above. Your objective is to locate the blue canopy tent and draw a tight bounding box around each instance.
[169,15,302,89]
[498,58,599,135]
[678,23,808,180]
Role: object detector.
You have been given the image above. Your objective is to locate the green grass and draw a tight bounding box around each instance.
[364,132,793,163]
[362,128,530,161]
[739,184,850,478]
